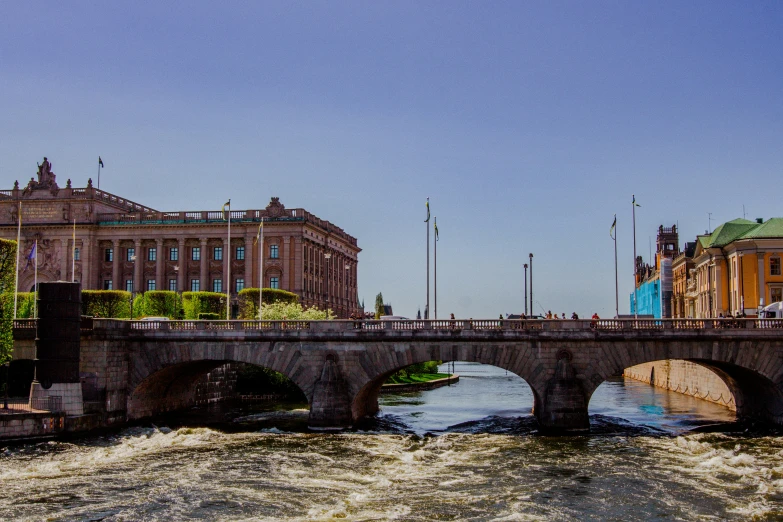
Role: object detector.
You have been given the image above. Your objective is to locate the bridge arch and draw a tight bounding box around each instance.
[349,342,545,423]
[580,341,783,425]
[127,341,320,420]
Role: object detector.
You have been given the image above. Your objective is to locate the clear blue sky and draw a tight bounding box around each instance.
[2,2,781,318]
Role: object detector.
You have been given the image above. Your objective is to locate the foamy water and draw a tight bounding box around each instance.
[1,363,781,520]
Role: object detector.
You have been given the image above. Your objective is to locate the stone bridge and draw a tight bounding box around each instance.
[12,317,783,432]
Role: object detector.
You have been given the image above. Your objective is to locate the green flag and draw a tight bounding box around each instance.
[424,198,430,223]
[434,219,439,241]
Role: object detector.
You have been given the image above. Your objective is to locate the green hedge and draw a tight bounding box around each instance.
[198,312,220,320]
[14,292,36,319]
[237,288,298,319]
[182,291,226,320]
[0,237,16,365]
[82,290,132,318]
[131,291,182,319]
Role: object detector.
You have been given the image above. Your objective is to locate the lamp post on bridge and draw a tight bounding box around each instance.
[524,263,528,316]
[528,253,533,317]
[324,252,331,313]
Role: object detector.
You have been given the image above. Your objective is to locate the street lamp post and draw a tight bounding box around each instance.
[524,263,528,316]
[345,263,351,318]
[528,253,533,316]
[129,253,136,319]
[324,252,331,312]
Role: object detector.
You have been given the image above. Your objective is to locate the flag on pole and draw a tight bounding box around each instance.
[632,196,641,207]
[222,200,230,215]
[23,243,36,271]
[254,221,263,244]
[98,156,104,168]
[434,220,439,241]
[610,215,616,239]
[424,198,430,222]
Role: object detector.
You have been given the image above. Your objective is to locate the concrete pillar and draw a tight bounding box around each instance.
[758,252,766,307]
[282,237,291,290]
[133,238,142,293]
[60,238,68,281]
[29,282,83,415]
[155,238,164,291]
[308,356,352,430]
[112,239,120,291]
[222,237,229,294]
[177,237,186,292]
[199,238,208,292]
[535,354,589,433]
[244,234,253,289]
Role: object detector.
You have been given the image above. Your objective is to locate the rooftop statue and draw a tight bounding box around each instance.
[24,156,59,195]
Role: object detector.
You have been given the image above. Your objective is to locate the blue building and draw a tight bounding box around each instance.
[629,278,661,318]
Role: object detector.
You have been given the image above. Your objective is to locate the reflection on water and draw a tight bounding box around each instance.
[1,361,781,521]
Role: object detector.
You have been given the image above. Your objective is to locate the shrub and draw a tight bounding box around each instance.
[198,312,220,320]
[131,291,182,319]
[182,291,226,320]
[237,288,298,319]
[390,361,442,380]
[259,301,335,320]
[82,290,132,318]
[14,292,36,319]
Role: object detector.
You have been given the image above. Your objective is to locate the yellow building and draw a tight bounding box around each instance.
[692,218,783,317]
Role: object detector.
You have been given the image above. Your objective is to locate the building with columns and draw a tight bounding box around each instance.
[0,160,361,318]
[691,217,783,318]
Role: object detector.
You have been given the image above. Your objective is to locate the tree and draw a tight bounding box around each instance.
[374,292,384,320]
[82,290,132,318]
[237,288,298,319]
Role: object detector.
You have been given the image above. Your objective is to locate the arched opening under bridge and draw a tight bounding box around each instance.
[586,358,783,431]
[127,361,309,421]
[356,361,535,433]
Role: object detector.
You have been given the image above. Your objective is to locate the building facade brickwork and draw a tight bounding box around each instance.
[0,160,361,318]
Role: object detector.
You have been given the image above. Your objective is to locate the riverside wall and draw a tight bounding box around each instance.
[623,360,736,411]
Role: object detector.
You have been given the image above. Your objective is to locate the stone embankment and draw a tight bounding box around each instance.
[624,361,736,411]
[381,374,460,394]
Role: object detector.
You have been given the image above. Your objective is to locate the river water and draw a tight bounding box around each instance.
[1,362,782,521]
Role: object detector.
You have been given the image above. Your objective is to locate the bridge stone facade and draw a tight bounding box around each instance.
[13,318,783,432]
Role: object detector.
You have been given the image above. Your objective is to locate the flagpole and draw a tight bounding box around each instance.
[426,197,430,320]
[226,199,231,321]
[258,219,264,319]
[13,202,21,319]
[72,218,76,282]
[33,239,38,319]
[613,215,619,318]
[434,217,437,320]
[632,195,638,320]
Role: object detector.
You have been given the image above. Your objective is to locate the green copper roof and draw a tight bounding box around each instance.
[699,217,783,248]
[704,218,757,248]
[742,217,783,239]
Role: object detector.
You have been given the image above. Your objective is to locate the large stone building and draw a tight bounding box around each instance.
[0,158,361,318]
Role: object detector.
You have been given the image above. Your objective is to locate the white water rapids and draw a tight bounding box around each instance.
[1,363,781,520]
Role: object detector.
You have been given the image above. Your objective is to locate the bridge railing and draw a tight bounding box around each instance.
[39,317,783,333]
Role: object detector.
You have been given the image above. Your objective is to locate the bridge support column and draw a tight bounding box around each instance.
[535,353,589,433]
[308,355,352,430]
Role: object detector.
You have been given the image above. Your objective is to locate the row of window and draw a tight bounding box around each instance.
[104,245,281,263]
[102,277,280,293]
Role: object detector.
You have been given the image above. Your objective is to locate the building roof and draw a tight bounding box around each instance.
[704,218,758,248]
[742,217,783,239]
[698,217,783,249]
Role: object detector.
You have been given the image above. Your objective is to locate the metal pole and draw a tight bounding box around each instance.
[524,264,528,315]
[614,222,619,319]
[226,200,231,321]
[33,239,38,319]
[434,217,437,319]
[426,198,430,320]
[97,157,101,190]
[71,218,76,282]
[258,219,264,319]
[633,195,638,319]
[13,201,21,319]
[529,253,533,316]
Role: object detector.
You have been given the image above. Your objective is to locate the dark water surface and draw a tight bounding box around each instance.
[1,362,782,521]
